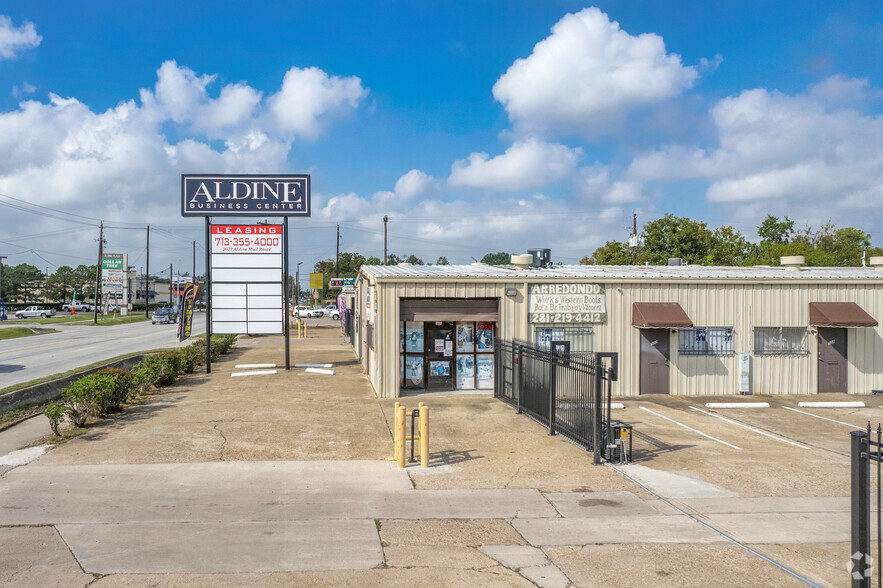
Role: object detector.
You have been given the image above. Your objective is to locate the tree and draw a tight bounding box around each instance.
[386,253,423,265]
[757,215,794,244]
[641,214,713,265]
[480,252,512,265]
[583,241,630,265]
[45,265,78,303]
[73,265,97,299]
[707,226,751,266]
[365,256,382,265]
[4,263,44,304]
[313,252,366,300]
[436,256,449,265]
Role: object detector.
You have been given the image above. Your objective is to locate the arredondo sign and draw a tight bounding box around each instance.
[181,174,310,216]
[528,283,607,324]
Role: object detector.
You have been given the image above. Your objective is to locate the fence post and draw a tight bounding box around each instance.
[852,429,871,588]
[516,346,523,414]
[419,405,429,469]
[548,347,556,436]
[396,404,406,469]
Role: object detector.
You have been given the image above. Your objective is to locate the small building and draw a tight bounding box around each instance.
[354,255,883,398]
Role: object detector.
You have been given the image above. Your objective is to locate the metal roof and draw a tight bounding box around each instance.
[360,263,883,282]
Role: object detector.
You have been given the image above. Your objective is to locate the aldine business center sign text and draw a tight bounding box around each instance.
[181,174,311,216]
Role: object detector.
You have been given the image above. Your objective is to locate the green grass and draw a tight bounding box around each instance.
[0,346,178,397]
[9,314,149,326]
[0,327,56,341]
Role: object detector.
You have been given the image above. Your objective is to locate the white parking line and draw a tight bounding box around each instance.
[231,370,277,377]
[639,407,742,450]
[783,406,864,429]
[235,363,276,369]
[690,406,811,450]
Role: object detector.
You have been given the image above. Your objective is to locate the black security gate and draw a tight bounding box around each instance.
[851,424,882,587]
[345,308,355,346]
[495,338,618,463]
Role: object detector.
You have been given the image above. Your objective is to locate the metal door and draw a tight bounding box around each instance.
[425,323,454,390]
[818,327,847,393]
[640,329,670,395]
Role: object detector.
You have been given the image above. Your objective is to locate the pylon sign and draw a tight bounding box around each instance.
[183,173,311,373]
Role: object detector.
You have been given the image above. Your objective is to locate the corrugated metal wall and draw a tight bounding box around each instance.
[363,273,883,398]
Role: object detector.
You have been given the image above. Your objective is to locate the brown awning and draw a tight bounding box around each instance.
[400,298,499,322]
[809,302,878,327]
[632,302,693,328]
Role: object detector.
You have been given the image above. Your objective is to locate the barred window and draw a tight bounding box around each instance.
[678,327,734,356]
[754,327,809,355]
[535,326,593,352]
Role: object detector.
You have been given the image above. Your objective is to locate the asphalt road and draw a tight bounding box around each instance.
[0,314,206,389]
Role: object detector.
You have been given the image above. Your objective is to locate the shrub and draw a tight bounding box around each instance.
[96,367,135,408]
[210,334,238,360]
[44,402,66,436]
[133,353,180,393]
[177,342,205,374]
[60,376,102,426]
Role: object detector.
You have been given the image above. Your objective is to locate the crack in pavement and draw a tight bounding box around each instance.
[213,423,228,461]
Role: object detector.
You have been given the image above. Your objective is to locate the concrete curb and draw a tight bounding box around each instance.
[0,355,146,414]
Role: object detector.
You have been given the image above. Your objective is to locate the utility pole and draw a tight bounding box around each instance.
[145,225,150,317]
[336,224,340,278]
[192,240,196,281]
[383,215,389,264]
[630,212,638,265]
[169,263,173,306]
[93,222,104,324]
[296,262,302,307]
[0,255,6,321]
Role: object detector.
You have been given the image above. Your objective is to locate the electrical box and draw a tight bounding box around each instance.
[739,352,751,394]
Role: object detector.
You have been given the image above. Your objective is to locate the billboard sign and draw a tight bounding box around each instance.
[211,225,282,254]
[101,253,126,296]
[182,174,311,217]
[528,283,607,324]
[309,273,323,289]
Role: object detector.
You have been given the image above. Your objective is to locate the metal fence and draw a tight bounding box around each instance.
[344,308,355,346]
[851,424,882,587]
[495,338,618,463]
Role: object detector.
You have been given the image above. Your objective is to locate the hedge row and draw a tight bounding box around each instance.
[44,335,237,436]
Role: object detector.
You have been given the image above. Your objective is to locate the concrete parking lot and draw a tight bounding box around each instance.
[0,326,873,587]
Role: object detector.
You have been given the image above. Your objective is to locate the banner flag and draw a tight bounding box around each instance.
[178,284,197,342]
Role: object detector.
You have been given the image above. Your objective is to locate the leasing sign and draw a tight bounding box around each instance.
[182,174,311,216]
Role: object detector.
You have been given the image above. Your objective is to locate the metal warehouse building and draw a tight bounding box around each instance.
[352,256,883,399]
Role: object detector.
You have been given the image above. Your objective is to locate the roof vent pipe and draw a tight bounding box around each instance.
[870,256,883,271]
[780,255,805,271]
[511,254,532,269]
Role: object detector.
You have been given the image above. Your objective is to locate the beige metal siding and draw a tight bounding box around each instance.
[360,269,883,398]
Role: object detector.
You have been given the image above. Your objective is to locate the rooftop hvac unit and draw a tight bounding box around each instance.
[668,258,682,266]
[527,248,551,268]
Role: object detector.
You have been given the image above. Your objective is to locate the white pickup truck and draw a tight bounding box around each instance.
[62,302,91,312]
[16,306,57,319]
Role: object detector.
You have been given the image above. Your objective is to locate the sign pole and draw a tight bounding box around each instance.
[205,217,212,374]
[283,217,290,370]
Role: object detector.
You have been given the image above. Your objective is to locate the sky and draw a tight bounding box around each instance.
[0,1,882,281]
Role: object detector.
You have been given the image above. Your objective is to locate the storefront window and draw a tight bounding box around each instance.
[456,323,474,352]
[405,322,423,353]
[476,322,494,352]
[399,320,496,391]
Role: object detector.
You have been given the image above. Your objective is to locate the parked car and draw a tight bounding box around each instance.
[292,306,321,319]
[62,302,90,312]
[151,306,178,324]
[16,306,57,319]
[326,308,340,320]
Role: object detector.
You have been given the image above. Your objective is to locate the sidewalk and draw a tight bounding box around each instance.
[0,330,850,586]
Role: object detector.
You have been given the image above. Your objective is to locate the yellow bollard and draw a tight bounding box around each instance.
[393,402,401,464]
[396,405,407,468]
[419,405,429,468]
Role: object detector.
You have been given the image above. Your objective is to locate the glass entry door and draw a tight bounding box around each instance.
[425,323,454,390]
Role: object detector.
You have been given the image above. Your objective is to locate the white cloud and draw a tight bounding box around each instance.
[11,81,36,98]
[0,15,41,60]
[574,164,645,204]
[267,67,367,138]
[626,76,883,226]
[492,7,698,138]
[394,169,438,199]
[448,138,580,190]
